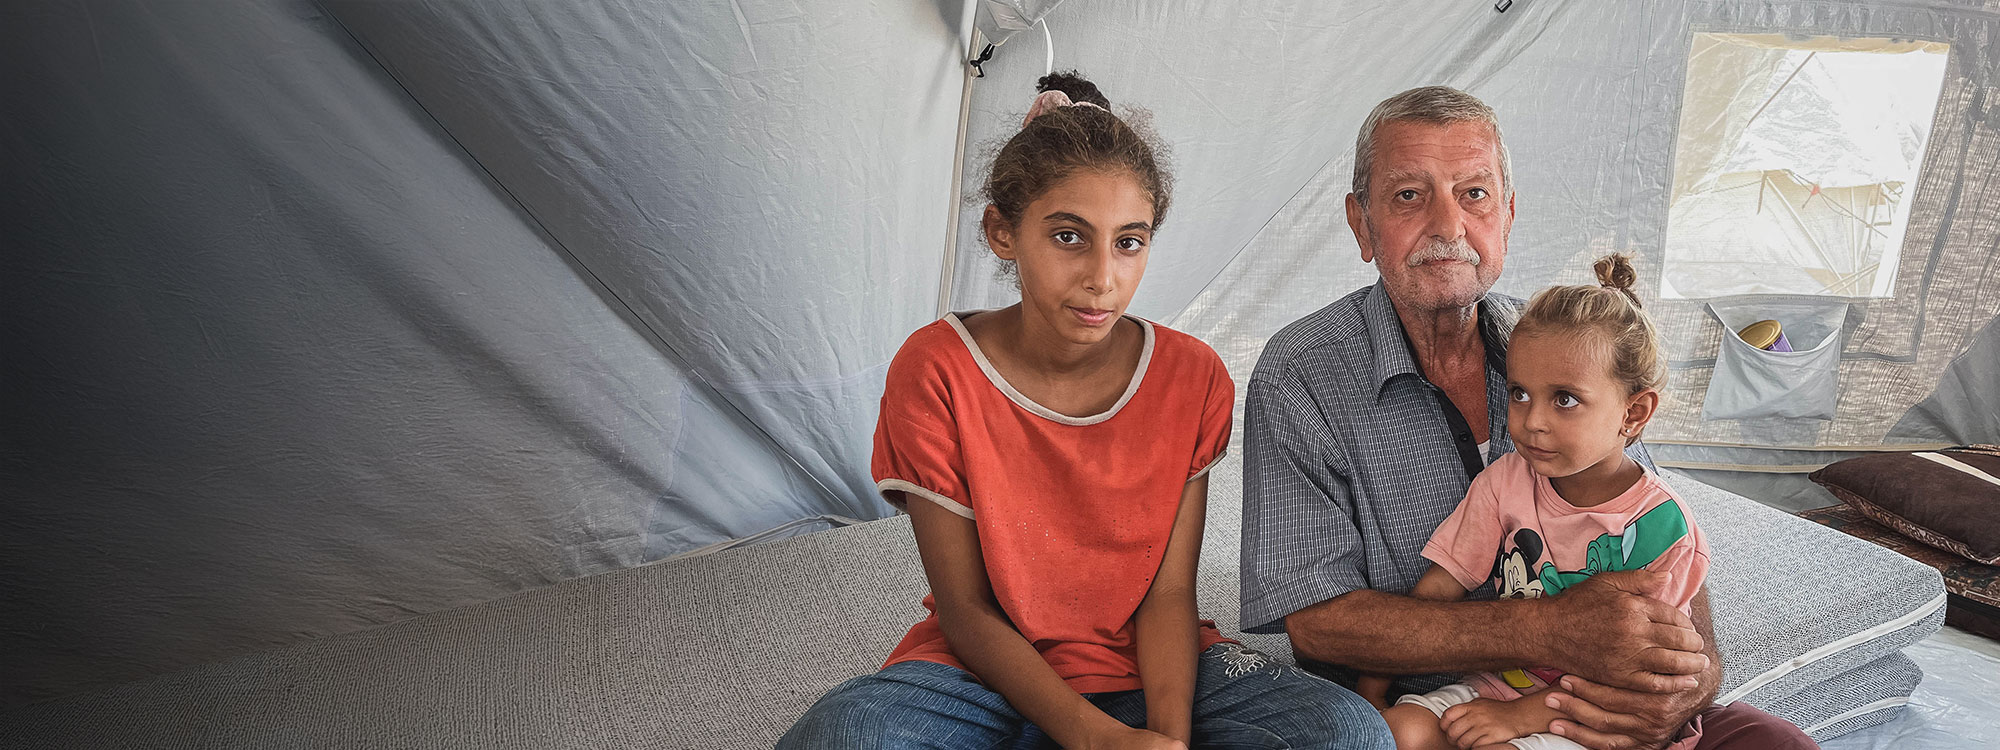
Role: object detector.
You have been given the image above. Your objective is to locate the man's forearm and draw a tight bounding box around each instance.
[1286,589,1551,673]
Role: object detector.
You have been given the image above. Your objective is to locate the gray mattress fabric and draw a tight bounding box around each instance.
[0,458,1943,748]
[1759,650,1924,742]
[1682,469,1948,707]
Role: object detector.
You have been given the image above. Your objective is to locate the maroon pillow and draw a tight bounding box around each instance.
[1809,446,2000,565]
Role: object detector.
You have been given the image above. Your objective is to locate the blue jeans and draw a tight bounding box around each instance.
[777,643,1393,749]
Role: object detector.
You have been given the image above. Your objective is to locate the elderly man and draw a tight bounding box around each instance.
[1239,87,1815,750]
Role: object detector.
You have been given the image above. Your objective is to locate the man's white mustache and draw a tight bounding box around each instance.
[1407,239,1480,267]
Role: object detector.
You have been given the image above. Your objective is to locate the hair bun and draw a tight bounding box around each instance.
[1036,70,1111,109]
[1593,253,1642,306]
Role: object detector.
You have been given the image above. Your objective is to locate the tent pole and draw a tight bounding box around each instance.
[937,61,973,319]
[938,5,980,320]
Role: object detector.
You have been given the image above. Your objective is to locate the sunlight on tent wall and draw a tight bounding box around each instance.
[1663,34,1949,299]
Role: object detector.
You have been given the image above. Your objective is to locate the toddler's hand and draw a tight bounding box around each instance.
[1440,698,1541,749]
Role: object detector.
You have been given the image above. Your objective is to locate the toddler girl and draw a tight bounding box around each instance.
[1362,254,1710,750]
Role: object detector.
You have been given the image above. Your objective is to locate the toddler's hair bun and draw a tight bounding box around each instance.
[1594,253,1641,307]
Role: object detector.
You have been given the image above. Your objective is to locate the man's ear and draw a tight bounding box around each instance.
[1346,193,1374,264]
[982,205,1016,261]
[1624,389,1661,440]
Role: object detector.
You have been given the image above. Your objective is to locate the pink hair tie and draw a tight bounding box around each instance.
[1023,90,1104,126]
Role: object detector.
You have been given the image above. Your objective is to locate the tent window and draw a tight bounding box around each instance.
[1662,33,1950,299]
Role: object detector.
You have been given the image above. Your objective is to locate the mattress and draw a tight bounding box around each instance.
[1679,469,1947,706]
[1756,650,1923,742]
[0,459,1943,748]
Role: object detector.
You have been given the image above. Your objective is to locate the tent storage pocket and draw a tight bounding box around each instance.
[1701,299,1850,421]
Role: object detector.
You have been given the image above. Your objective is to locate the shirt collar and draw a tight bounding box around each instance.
[1363,279,1519,401]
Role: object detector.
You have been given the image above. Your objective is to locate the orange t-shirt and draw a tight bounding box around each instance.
[872,311,1233,694]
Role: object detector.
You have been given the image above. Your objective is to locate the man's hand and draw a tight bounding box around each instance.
[1537,571,1708,693]
[1543,674,1704,750]
[1537,580,1723,750]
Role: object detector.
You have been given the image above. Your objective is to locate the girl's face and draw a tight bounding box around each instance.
[985,170,1156,348]
[1505,333,1657,479]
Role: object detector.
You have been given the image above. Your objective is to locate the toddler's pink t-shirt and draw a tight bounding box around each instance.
[1422,451,1709,698]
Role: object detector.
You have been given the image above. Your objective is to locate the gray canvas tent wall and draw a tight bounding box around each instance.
[3,0,1997,711]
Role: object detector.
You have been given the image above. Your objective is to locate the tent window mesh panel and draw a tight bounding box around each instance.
[1662,33,1949,299]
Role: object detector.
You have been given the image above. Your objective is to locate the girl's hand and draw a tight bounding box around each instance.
[1091,725,1188,750]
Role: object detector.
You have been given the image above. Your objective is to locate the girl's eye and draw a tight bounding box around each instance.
[1509,388,1529,403]
[1555,393,1580,408]
[1054,230,1082,244]
[1116,236,1146,252]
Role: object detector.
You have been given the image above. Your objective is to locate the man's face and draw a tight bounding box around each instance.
[1345,119,1514,315]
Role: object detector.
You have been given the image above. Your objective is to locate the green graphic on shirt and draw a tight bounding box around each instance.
[1535,500,1689,596]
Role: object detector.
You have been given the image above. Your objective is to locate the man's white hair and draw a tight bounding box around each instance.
[1351,86,1512,205]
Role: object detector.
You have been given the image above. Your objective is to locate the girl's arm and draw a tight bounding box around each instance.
[903,493,1175,750]
[1131,475,1210,743]
[1355,564,1471,707]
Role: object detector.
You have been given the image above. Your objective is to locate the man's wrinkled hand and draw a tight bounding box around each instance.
[1541,571,1708,693]
[1542,673,1705,750]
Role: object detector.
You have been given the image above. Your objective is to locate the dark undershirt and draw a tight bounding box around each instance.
[1434,386,1487,481]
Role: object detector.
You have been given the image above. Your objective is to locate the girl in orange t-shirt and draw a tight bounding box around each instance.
[778,73,1390,750]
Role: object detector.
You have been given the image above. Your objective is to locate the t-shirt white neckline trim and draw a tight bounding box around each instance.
[942,310,1155,426]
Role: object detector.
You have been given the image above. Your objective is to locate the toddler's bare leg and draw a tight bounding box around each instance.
[1381,703,1454,750]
